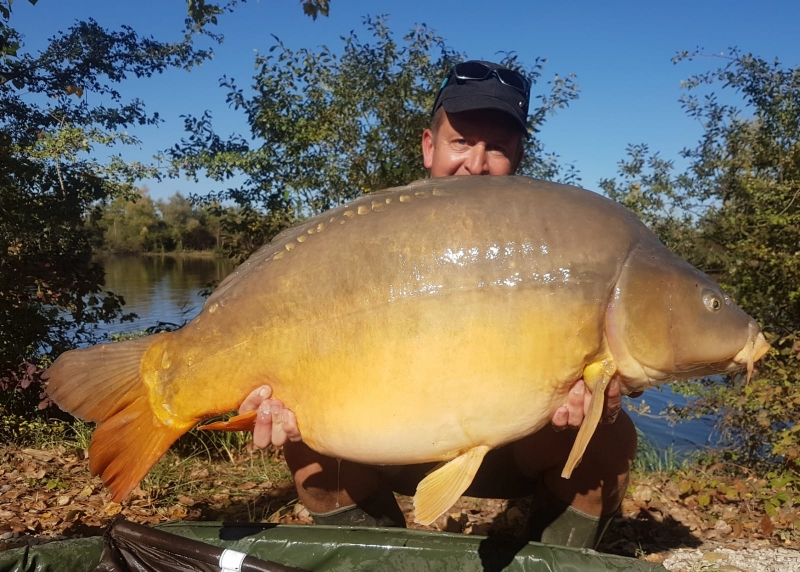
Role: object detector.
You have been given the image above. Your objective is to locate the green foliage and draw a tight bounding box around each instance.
[601,49,800,472]
[97,188,161,252]
[91,187,222,253]
[184,1,329,43]
[300,0,329,20]
[169,16,579,258]
[0,2,219,413]
[0,407,69,447]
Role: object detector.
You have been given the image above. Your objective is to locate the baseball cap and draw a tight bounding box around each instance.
[431,60,531,136]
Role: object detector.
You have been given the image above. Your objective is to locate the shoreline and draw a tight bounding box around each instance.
[92,250,227,259]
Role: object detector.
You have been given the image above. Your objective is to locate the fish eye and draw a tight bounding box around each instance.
[702,289,722,312]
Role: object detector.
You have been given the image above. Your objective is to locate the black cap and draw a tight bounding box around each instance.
[431,60,530,136]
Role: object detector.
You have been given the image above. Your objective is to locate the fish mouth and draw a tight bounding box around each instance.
[732,324,771,384]
[638,324,770,386]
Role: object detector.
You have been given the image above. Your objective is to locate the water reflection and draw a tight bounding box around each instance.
[625,388,716,455]
[96,254,236,336]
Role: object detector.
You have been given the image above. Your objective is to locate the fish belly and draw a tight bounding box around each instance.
[265,289,603,465]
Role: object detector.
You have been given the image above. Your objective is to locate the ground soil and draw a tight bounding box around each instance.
[1,444,798,568]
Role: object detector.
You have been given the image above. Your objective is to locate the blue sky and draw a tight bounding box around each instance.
[11,0,800,200]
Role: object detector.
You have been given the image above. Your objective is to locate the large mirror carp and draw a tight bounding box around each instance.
[46,176,769,525]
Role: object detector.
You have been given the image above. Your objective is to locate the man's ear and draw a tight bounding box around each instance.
[422,129,435,169]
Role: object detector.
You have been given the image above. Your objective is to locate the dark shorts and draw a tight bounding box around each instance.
[375,440,541,499]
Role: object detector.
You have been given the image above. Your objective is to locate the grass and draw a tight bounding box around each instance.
[1,410,291,511]
[173,413,254,463]
[63,419,94,451]
[14,412,691,476]
[633,427,689,473]
[0,411,73,449]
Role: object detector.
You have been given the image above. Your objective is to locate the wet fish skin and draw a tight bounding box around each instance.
[45,176,768,525]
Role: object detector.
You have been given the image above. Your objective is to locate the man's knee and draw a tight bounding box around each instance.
[585,410,637,483]
[525,414,636,548]
[571,410,637,512]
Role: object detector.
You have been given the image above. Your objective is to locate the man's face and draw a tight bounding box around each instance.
[422,109,524,177]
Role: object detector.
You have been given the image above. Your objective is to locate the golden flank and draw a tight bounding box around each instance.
[46,176,769,525]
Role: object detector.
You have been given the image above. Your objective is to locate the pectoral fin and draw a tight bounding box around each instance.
[198,410,257,432]
[413,445,490,525]
[561,359,616,479]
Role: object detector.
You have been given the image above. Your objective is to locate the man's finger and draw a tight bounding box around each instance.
[271,399,288,447]
[567,381,585,427]
[602,378,623,424]
[282,409,302,442]
[252,401,272,449]
[239,385,272,414]
[551,406,569,431]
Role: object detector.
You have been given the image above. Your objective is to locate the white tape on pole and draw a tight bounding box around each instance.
[219,548,247,572]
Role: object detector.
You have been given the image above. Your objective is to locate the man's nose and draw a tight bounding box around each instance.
[464,144,489,175]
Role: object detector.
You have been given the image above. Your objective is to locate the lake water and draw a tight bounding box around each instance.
[96,254,236,335]
[96,254,716,456]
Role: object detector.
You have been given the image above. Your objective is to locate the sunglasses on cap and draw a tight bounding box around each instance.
[450,61,530,96]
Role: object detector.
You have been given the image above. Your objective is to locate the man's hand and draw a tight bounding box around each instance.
[241,377,640,446]
[239,386,302,449]
[550,378,642,430]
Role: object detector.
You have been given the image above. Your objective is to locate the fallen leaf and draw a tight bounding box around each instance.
[701,551,729,563]
[633,485,653,503]
[731,520,743,537]
[168,504,188,519]
[77,485,94,498]
[177,495,196,507]
[65,509,84,521]
[760,514,775,536]
[22,449,54,462]
[103,502,122,517]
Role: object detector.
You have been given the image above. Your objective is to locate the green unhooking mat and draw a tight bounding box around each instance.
[0,519,666,572]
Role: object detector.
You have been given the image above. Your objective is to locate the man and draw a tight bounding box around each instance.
[239,60,638,549]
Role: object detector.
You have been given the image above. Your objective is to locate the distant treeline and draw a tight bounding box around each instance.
[89,188,226,254]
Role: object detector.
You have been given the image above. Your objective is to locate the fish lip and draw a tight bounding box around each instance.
[732,330,770,365]
[732,327,770,384]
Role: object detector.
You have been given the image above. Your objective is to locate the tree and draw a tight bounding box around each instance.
[96,188,162,252]
[158,192,195,251]
[156,191,221,251]
[169,16,580,258]
[1,0,331,431]
[0,0,218,409]
[600,49,800,471]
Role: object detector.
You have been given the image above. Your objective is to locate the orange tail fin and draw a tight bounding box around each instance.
[198,410,257,432]
[44,336,190,501]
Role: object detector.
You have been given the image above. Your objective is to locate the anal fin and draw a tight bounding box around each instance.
[561,359,616,479]
[198,410,257,432]
[413,445,490,525]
